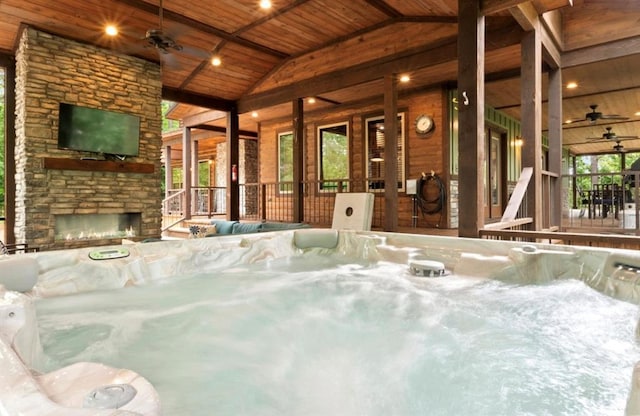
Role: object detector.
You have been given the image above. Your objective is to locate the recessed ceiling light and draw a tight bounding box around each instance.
[260,0,272,9]
[635,111,640,117]
[566,81,578,89]
[211,56,221,66]
[251,111,259,118]
[105,25,118,36]
[307,97,316,104]
[399,74,410,83]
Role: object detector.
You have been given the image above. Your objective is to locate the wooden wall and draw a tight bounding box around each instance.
[259,87,450,229]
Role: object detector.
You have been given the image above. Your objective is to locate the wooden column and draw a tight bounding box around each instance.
[227,108,240,221]
[191,140,199,186]
[383,74,398,232]
[1,55,16,244]
[191,139,199,214]
[521,27,543,229]
[548,67,563,227]
[164,145,172,197]
[182,127,192,220]
[457,0,485,237]
[292,98,305,223]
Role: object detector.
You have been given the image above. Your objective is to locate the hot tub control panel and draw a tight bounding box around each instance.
[88,248,130,261]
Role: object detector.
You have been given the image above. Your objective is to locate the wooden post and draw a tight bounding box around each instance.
[227,108,240,221]
[521,27,543,229]
[548,67,563,227]
[383,74,398,232]
[182,127,192,220]
[164,145,172,198]
[457,0,485,237]
[1,55,16,244]
[292,98,305,223]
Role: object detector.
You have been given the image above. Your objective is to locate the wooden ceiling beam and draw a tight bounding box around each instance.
[563,35,640,68]
[509,2,562,69]
[192,124,258,138]
[183,110,227,127]
[363,0,403,18]
[482,0,529,15]
[238,22,523,113]
[162,86,235,112]
[114,0,289,59]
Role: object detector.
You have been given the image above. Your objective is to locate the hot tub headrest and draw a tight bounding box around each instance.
[294,229,339,249]
[0,256,39,293]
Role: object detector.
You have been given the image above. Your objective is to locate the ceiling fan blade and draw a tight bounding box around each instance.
[564,118,587,124]
[600,114,630,120]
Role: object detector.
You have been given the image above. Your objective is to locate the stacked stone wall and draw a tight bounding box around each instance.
[14,28,163,250]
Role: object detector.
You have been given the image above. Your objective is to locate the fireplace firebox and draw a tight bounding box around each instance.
[54,213,142,241]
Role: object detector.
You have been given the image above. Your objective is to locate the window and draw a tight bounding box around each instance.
[278,131,293,193]
[318,122,349,191]
[365,113,405,192]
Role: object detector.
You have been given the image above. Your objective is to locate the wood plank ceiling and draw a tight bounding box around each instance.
[1,0,639,156]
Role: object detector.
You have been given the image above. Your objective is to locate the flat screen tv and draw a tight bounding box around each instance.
[57,103,140,157]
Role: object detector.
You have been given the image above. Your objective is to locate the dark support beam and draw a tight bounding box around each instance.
[383,74,398,232]
[227,109,240,221]
[292,99,305,223]
[192,124,258,138]
[162,86,235,112]
[521,27,543,229]
[457,0,485,238]
[182,127,192,220]
[548,68,563,227]
[1,54,15,244]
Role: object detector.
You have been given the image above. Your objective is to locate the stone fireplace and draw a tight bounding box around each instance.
[14,27,163,251]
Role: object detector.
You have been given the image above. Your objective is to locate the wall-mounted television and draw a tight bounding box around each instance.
[57,103,141,157]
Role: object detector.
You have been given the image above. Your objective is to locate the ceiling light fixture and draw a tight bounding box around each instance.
[260,0,272,9]
[307,97,316,104]
[566,81,578,89]
[399,74,410,83]
[211,56,221,66]
[105,25,118,36]
[635,111,640,117]
[251,111,259,118]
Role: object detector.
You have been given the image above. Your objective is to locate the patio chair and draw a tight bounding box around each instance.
[0,240,39,255]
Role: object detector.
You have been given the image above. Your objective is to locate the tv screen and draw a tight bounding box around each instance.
[57,103,140,156]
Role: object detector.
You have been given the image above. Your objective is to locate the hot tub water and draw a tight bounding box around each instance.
[35,254,640,415]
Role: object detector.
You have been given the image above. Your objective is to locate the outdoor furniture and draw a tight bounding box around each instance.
[0,240,39,255]
[587,184,624,219]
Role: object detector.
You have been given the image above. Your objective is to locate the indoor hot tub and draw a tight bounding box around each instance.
[2,230,640,415]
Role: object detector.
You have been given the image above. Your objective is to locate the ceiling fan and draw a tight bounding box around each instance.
[143,0,183,54]
[587,126,640,141]
[565,104,629,124]
[613,141,626,152]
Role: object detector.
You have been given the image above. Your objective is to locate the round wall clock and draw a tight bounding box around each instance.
[415,114,435,135]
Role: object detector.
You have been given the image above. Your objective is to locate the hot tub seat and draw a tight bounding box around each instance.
[0,289,161,416]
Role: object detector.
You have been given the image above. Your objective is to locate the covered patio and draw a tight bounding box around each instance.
[1,1,640,249]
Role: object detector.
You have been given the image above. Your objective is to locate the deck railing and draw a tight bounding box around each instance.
[161,172,640,236]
